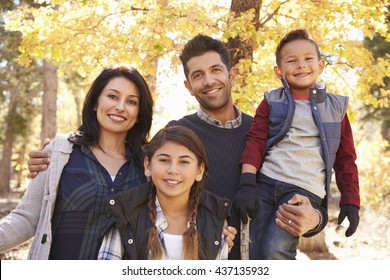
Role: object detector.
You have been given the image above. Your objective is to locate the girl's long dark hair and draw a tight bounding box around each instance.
[75,65,153,169]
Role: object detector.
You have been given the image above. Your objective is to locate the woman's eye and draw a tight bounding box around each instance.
[108,94,117,100]
[127,99,138,105]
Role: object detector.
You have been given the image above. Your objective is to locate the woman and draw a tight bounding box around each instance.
[0,65,154,259]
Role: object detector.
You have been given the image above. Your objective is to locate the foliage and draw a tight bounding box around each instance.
[2,0,390,199]
[356,136,390,213]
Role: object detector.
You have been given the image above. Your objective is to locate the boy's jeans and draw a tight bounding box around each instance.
[249,173,322,260]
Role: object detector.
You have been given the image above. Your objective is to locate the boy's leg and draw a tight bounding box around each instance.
[249,174,278,260]
[258,180,322,260]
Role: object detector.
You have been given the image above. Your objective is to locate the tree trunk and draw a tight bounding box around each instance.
[0,90,18,195]
[225,0,260,68]
[41,60,58,143]
[298,231,328,253]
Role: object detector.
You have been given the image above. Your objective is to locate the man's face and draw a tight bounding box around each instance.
[184,51,236,115]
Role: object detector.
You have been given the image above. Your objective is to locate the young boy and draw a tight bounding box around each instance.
[234,29,360,259]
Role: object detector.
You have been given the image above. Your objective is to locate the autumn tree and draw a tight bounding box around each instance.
[2,0,389,254]
[0,0,42,194]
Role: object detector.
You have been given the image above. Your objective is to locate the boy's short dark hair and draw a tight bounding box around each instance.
[179,34,231,79]
[275,29,321,66]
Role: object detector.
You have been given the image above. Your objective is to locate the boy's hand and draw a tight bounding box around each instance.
[338,204,359,237]
[233,173,258,224]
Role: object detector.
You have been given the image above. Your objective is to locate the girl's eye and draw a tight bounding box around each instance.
[180,160,190,165]
[158,158,169,163]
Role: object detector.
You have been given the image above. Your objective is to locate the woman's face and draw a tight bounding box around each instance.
[95,77,140,137]
[144,141,205,202]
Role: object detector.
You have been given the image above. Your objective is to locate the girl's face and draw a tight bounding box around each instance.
[95,77,140,137]
[144,141,205,201]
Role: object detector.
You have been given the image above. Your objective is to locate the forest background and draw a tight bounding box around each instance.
[0,0,389,260]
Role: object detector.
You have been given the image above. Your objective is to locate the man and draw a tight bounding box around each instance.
[27,34,327,260]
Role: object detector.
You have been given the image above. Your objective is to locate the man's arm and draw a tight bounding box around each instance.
[27,138,52,179]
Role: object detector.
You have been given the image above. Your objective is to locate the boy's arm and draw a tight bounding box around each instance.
[234,98,269,225]
[239,98,269,169]
[333,115,360,236]
[333,115,360,207]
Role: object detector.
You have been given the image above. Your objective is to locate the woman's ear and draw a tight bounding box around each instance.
[195,162,205,182]
[144,157,152,177]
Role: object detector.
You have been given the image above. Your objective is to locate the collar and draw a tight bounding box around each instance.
[196,105,242,129]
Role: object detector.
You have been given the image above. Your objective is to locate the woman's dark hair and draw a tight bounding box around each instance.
[75,65,153,168]
[144,125,209,259]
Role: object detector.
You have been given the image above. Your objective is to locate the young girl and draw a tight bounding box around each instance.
[99,125,231,260]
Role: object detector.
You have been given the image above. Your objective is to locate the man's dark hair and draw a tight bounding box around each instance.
[275,29,321,66]
[179,34,231,79]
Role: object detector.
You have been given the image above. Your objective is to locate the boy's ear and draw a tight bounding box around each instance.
[274,65,282,78]
[144,157,152,177]
[318,58,325,74]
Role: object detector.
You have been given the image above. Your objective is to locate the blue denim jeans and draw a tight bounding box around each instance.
[249,173,322,260]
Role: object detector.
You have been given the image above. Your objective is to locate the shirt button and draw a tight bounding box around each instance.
[312,89,317,94]
[109,199,115,205]
[128,239,134,245]
[214,240,219,246]
[313,106,318,110]
[224,202,229,207]
[118,172,122,176]
[110,188,115,192]
[106,213,111,218]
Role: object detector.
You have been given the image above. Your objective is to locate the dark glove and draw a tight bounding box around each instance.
[338,204,359,237]
[233,173,258,224]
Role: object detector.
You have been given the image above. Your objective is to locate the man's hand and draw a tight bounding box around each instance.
[223,226,237,253]
[27,138,52,179]
[275,194,320,237]
[233,173,258,224]
[338,204,359,237]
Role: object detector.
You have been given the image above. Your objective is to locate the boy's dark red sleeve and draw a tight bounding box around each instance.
[333,115,360,208]
[239,98,269,170]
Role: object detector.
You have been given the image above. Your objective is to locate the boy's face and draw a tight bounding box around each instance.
[274,39,324,95]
